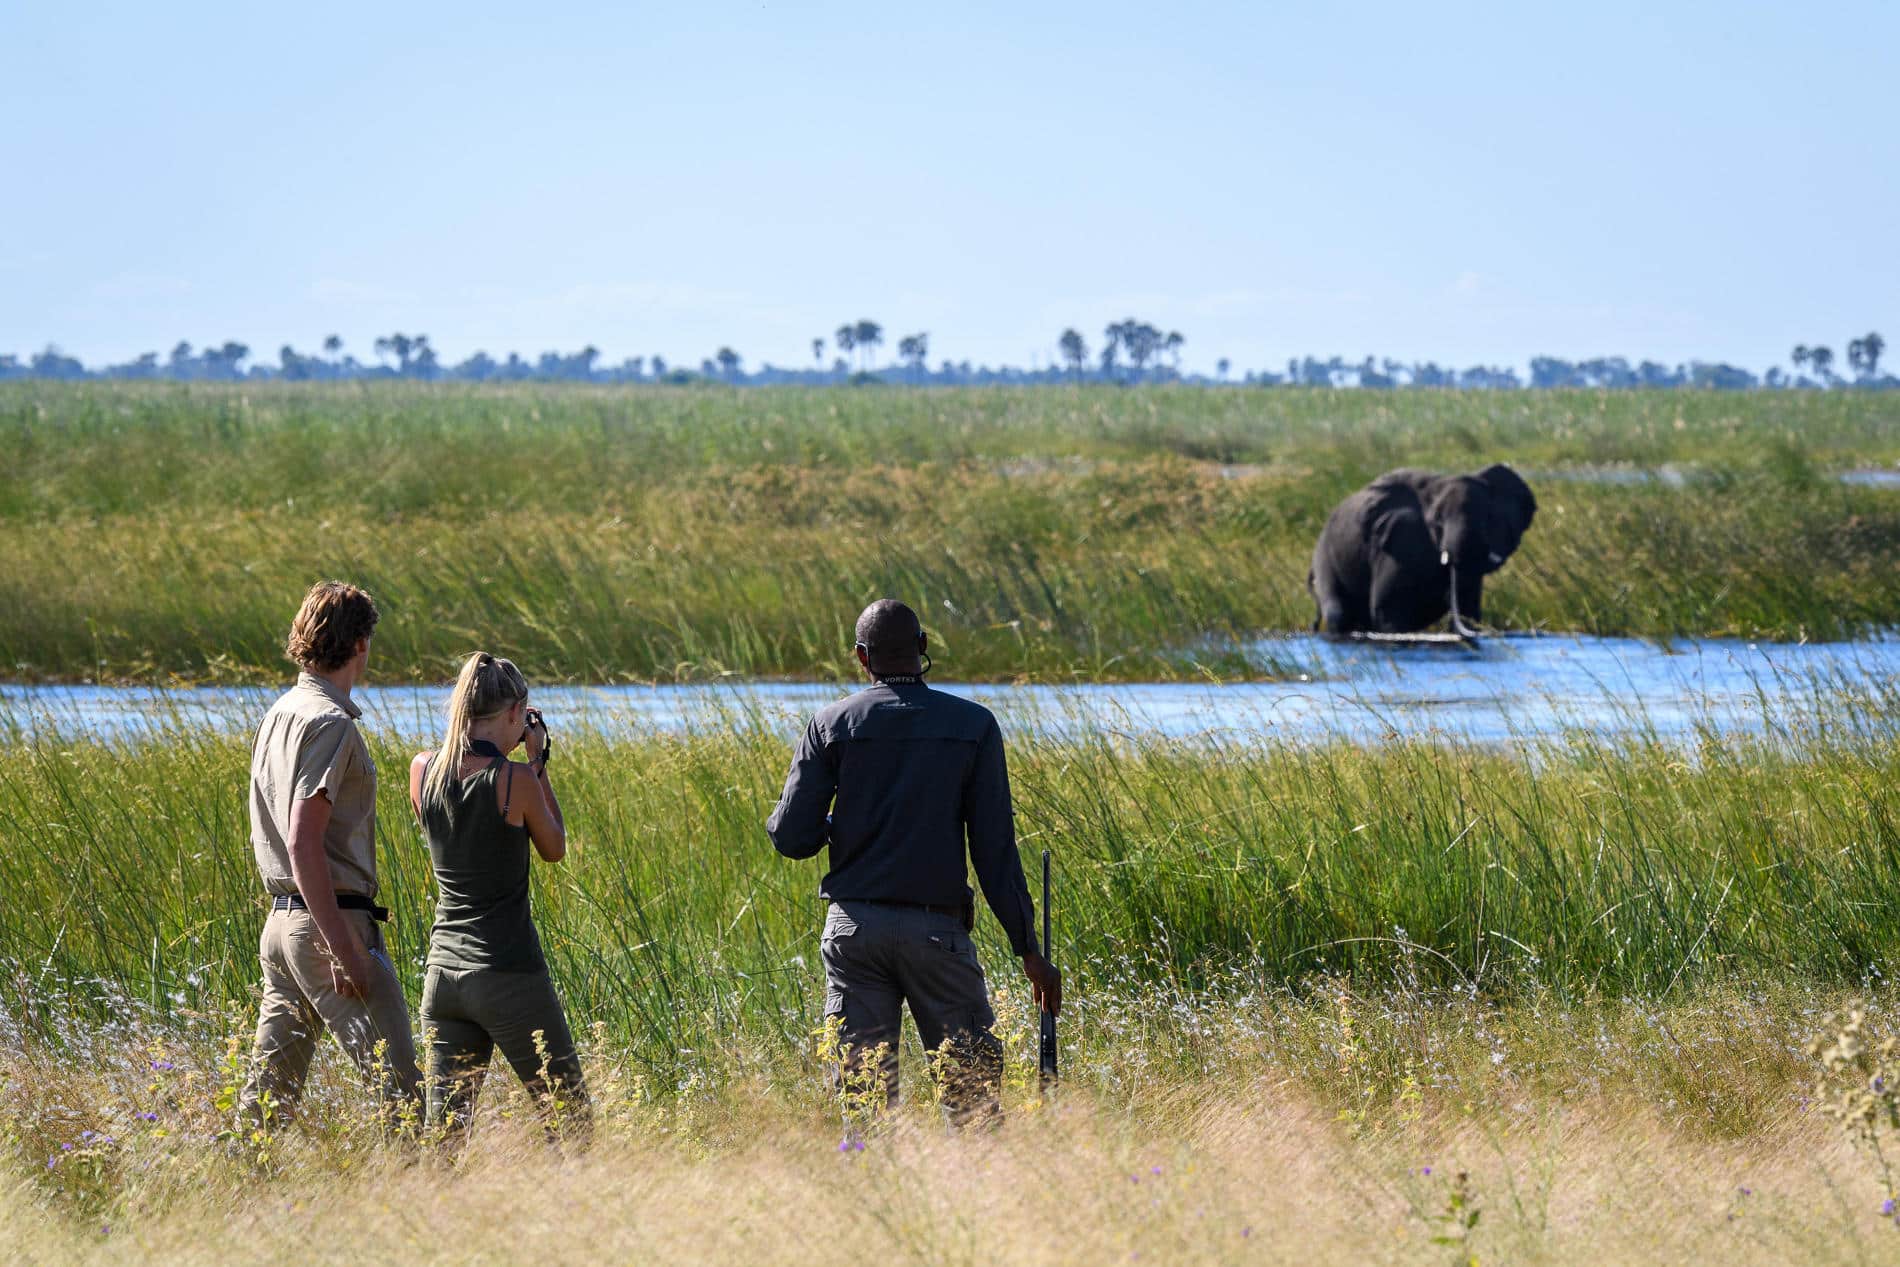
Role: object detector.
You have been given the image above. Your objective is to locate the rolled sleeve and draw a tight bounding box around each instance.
[292,716,356,803]
[963,718,1039,958]
[766,720,836,860]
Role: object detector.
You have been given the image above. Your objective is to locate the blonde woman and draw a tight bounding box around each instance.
[408,652,586,1130]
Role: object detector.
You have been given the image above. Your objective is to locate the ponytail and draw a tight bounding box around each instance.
[422,651,529,808]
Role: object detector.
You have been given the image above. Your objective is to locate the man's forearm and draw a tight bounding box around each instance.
[765,788,831,859]
[973,863,1039,957]
[285,802,355,956]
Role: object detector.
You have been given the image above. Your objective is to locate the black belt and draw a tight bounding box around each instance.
[271,893,391,922]
[851,898,964,919]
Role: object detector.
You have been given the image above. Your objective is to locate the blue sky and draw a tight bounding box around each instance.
[3,1,1894,374]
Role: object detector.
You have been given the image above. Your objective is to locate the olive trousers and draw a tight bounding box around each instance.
[420,963,588,1131]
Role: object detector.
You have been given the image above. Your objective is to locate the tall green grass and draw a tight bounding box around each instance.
[4,705,1897,1089]
[6,382,1898,516]
[2,382,1897,680]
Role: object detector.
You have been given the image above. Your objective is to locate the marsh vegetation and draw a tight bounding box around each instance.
[3,382,1897,682]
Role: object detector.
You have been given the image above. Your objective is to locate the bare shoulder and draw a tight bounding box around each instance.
[410,751,434,775]
[494,758,541,788]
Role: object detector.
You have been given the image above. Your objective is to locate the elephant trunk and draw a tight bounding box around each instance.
[1447,564,1481,641]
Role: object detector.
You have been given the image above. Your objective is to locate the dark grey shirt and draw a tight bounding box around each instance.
[766,680,1040,958]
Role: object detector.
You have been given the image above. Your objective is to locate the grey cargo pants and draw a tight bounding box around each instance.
[821,900,1004,1123]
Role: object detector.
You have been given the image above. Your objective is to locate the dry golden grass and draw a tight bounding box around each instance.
[1,1085,1884,1266]
[8,988,1900,1264]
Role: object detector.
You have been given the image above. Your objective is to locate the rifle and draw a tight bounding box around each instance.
[1039,849,1058,1086]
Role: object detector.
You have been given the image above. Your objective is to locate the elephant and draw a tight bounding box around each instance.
[1308,463,1537,638]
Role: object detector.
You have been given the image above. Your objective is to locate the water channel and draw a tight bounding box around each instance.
[4,634,1895,748]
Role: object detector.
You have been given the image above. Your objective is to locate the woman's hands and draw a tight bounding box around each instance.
[522,706,548,763]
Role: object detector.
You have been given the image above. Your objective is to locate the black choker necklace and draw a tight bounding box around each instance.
[468,739,508,760]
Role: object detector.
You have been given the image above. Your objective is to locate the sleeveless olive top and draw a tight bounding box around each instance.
[420,756,546,973]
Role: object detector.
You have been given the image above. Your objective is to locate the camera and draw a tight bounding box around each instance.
[522,707,551,766]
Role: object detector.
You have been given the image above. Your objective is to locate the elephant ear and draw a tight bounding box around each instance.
[1478,463,1537,534]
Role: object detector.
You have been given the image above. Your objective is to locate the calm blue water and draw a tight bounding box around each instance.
[1528,466,1900,489]
[3,634,1894,747]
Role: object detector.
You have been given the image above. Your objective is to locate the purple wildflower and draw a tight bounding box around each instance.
[1150,1166,1162,1176]
[1885,1198,1896,1216]
[1421,1166,1432,1176]
[1241,1227,1251,1239]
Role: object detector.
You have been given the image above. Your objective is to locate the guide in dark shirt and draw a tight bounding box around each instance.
[765,678,1039,957]
[765,598,1059,1124]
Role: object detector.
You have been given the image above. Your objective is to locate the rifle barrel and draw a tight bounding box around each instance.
[1039,849,1058,1083]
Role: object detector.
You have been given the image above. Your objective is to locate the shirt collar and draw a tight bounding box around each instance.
[298,671,362,719]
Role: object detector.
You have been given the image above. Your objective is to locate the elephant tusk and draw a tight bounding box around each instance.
[1440,550,1449,566]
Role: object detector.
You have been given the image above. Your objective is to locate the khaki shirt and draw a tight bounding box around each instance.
[248,673,378,899]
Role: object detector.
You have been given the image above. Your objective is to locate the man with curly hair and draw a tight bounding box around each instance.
[237,581,420,1129]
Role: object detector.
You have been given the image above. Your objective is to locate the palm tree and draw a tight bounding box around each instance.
[853,320,883,371]
[896,333,928,382]
[1216,357,1230,382]
[1058,329,1087,381]
[1163,331,1185,375]
[322,334,343,363]
[715,347,742,381]
[1116,321,1161,380]
[834,324,857,370]
[374,333,417,373]
[811,337,824,368]
[1792,345,1810,378]
[1809,346,1835,381]
[1848,332,1886,379]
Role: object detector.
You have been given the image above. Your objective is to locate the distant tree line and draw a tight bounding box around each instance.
[2,323,1890,390]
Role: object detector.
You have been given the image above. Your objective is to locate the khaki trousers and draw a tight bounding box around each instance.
[238,908,421,1127]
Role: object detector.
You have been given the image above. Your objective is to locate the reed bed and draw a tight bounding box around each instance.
[5,706,1898,1084]
[3,383,1897,681]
